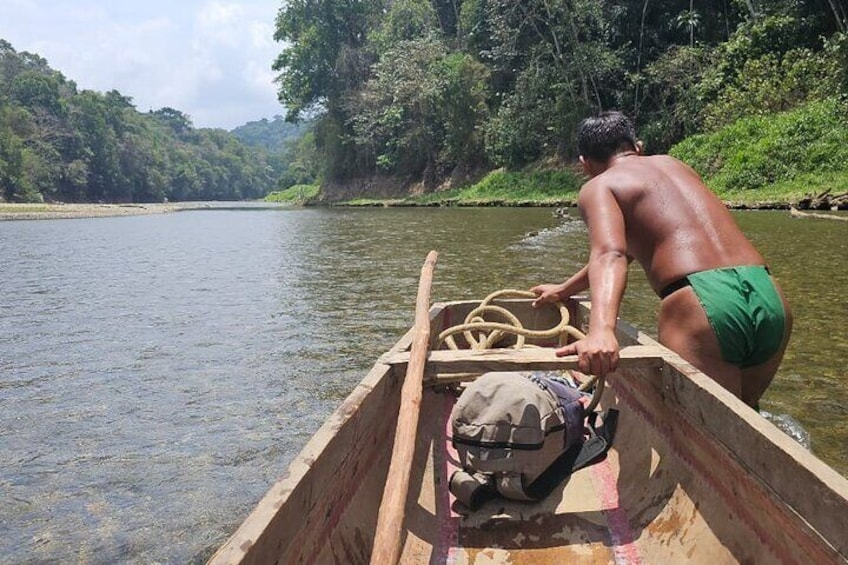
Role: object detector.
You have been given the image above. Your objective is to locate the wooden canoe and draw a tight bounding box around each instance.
[209,298,848,564]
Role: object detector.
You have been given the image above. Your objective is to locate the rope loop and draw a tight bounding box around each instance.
[435,289,604,411]
[436,289,585,350]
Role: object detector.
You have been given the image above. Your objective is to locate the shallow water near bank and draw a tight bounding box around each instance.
[0,207,845,563]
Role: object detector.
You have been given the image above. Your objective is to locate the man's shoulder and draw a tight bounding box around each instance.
[577,176,622,212]
[582,165,637,192]
[577,176,610,198]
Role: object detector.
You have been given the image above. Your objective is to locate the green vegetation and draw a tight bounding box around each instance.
[230,116,309,153]
[342,168,584,206]
[273,0,847,203]
[406,169,582,206]
[3,3,846,206]
[671,98,848,201]
[264,184,320,205]
[0,40,280,203]
[339,151,839,208]
[231,116,322,193]
[342,95,848,208]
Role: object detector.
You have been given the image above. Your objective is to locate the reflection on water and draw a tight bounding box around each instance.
[0,207,845,563]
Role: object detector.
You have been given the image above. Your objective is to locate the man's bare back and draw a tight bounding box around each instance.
[532,112,791,407]
[589,153,766,293]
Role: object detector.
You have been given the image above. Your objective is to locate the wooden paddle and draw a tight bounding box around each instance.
[370,250,438,565]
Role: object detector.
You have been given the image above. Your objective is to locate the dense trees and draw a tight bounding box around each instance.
[230,115,308,152]
[0,40,277,203]
[273,0,847,195]
[230,116,321,191]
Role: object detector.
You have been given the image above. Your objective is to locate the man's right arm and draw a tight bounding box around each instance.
[555,181,629,377]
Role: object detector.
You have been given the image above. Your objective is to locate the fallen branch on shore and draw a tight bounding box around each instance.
[789,207,848,222]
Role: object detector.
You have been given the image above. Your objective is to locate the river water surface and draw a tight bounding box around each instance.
[1,207,845,563]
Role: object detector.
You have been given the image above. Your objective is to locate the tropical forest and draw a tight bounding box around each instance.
[0,41,301,204]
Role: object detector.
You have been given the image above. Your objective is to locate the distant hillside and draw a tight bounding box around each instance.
[0,39,279,203]
[231,116,309,153]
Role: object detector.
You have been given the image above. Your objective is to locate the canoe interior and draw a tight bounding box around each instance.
[209,299,848,564]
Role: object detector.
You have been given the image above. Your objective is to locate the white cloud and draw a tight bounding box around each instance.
[249,20,276,50]
[197,2,246,47]
[0,0,284,129]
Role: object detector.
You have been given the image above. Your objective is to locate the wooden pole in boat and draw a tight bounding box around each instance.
[371,250,438,565]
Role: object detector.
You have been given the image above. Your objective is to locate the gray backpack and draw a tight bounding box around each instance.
[449,371,616,509]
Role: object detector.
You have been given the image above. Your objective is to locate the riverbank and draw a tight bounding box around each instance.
[337,196,803,209]
[0,202,292,221]
[309,168,845,210]
[335,191,827,210]
[0,203,182,221]
[2,189,842,221]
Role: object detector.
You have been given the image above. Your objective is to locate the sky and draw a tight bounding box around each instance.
[0,0,286,130]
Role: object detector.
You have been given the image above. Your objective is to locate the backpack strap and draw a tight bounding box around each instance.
[540,375,587,452]
[571,409,619,472]
[523,408,619,500]
[495,474,536,501]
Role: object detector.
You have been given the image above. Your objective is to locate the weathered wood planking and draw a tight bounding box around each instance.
[382,344,666,379]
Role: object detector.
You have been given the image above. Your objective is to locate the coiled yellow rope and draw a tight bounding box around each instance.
[435,289,605,411]
[436,289,586,350]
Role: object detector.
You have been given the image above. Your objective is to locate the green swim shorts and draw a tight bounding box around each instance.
[686,266,786,368]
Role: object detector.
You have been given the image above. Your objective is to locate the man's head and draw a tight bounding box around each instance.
[576,111,640,175]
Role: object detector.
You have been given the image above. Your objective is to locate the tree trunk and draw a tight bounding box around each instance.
[824,0,846,32]
[633,0,650,117]
[744,0,757,20]
[689,0,694,47]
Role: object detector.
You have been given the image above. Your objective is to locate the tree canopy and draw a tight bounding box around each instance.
[0,40,280,204]
[3,2,844,204]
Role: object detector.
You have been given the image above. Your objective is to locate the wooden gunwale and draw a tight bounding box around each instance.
[382,344,666,380]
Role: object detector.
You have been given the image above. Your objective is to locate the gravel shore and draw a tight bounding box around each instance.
[0,202,295,221]
[0,203,185,221]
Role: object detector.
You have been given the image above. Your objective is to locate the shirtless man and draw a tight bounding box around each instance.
[531,111,791,407]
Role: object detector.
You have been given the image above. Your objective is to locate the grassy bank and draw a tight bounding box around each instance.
[337,166,827,209]
[343,169,584,207]
[264,184,320,205]
[670,98,848,206]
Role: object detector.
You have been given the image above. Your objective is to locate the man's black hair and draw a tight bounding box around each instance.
[576,111,638,162]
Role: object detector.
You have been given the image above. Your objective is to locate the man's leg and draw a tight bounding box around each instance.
[658,288,744,400]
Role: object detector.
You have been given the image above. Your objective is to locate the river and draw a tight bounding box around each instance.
[0,207,845,563]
